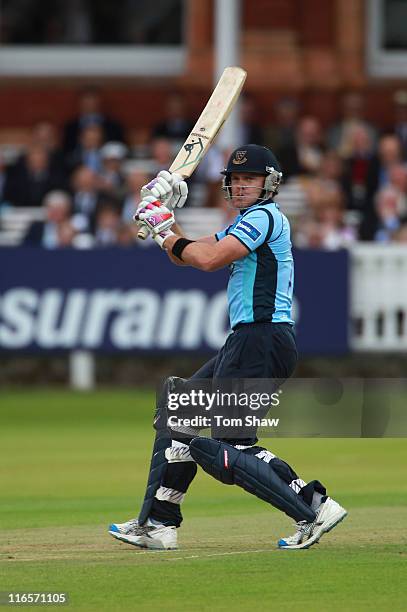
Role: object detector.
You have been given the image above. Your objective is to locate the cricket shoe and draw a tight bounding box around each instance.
[278,497,347,550]
[109,518,177,550]
[108,517,139,538]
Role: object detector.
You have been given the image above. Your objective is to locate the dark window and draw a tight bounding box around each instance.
[0,0,184,45]
[383,0,407,50]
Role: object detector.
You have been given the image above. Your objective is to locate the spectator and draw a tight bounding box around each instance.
[31,120,66,175]
[57,220,77,248]
[317,150,345,190]
[366,134,403,193]
[374,186,405,242]
[305,181,343,219]
[374,164,407,242]
[192,146,224,207]
[3,145,66,207]
[152,93,193,146]
[278,116,325,178]
[342,124,375,210]
[388,163,407,198]
[70,165,102,232]
[0,152,6,203]
[98,141,128,198]
[392,222,407,242]
[360,135,404,239]
[391,90,407,160]
[235,94,264,145]
[294,218,326,249]
[121,169,150,223]
[295,185,356,249]
[129,127,152,159]
[264,96,300,153]
[63,86,124,152]
[67,123,104,174]
[93,200,122,246]
[149,137,173,175]
[328,91,377,159]
[23,190,74,248]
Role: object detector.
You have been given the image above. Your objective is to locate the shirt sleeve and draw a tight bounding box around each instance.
[229,208,275,251]
[215,224,233,241]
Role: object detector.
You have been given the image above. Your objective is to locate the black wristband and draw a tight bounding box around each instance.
[172,238,195,261]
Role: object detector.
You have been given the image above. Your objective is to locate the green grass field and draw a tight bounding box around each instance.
[1,389,406,611]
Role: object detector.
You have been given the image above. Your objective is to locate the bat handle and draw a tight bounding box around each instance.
[137,224,150,240]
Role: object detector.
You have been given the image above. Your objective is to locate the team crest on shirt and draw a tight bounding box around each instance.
[235,220,261,241]
[232,150,247,164]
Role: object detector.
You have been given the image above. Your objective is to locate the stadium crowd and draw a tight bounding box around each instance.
[1,87,407,249]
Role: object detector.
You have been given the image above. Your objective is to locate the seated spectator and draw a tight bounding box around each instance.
[63,86,124,152]
[152,93,193,146]
[23,190,74,248]
[295,185,356,250]
[3,145,66,207]
[366,134,403,195]
[150,137,173,174]
[57,220,77,248]
[121,169,150,223]
[388,163,407,199]
[93,200,122,247]
[317,150,345,190]
[192,146,223,207]
[374,186,407,242]
[264,96,300,153]
[129,127,152,159]
[305,180,343,218]
[67,123,104,174]
[97,141,128,198]
[342,125,375,210]
[294,218,326,249]
[31,120,66,176]
[70,165,103,232]
[278,116,325,178]
[0,152,6,203]
[361,135,404,239]
[235,94,264,145]
[327,91,377,159]
[392,222,407,242]
[391,90,407,160]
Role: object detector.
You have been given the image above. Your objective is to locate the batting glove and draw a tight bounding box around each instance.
[152,230,175,249]
[140,170,188,211]
[137,201,175,236]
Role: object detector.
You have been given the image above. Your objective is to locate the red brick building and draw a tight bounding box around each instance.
[0,0,406,133]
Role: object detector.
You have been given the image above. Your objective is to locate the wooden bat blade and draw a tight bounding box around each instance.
[137,66,247,239]
[169,66,247,178]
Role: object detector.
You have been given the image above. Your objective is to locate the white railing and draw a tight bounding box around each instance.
[0,206,45,246]
[350,244,407,351]
[0,180,307,247]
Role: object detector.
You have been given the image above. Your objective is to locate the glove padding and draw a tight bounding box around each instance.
[153,230,174,249]
[136,199,175,236]
[140,170,188,211]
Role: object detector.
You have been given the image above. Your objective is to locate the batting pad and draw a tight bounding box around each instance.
[189,437,316,523]
[138,436,172,525]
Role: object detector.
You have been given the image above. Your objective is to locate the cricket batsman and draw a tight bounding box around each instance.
[109,144,347,550]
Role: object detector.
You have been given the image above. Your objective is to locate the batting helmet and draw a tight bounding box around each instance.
[221,144,283,202]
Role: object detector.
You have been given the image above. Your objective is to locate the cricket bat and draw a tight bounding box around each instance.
[137,66,247,239]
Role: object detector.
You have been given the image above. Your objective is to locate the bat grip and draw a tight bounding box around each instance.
[137,224,150,240]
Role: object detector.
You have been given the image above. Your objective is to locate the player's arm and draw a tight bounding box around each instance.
[163,234,248,271]
[196,235,217,244]
[171,222,185,237]
[169,226,216,243]
[164,209,273,270]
